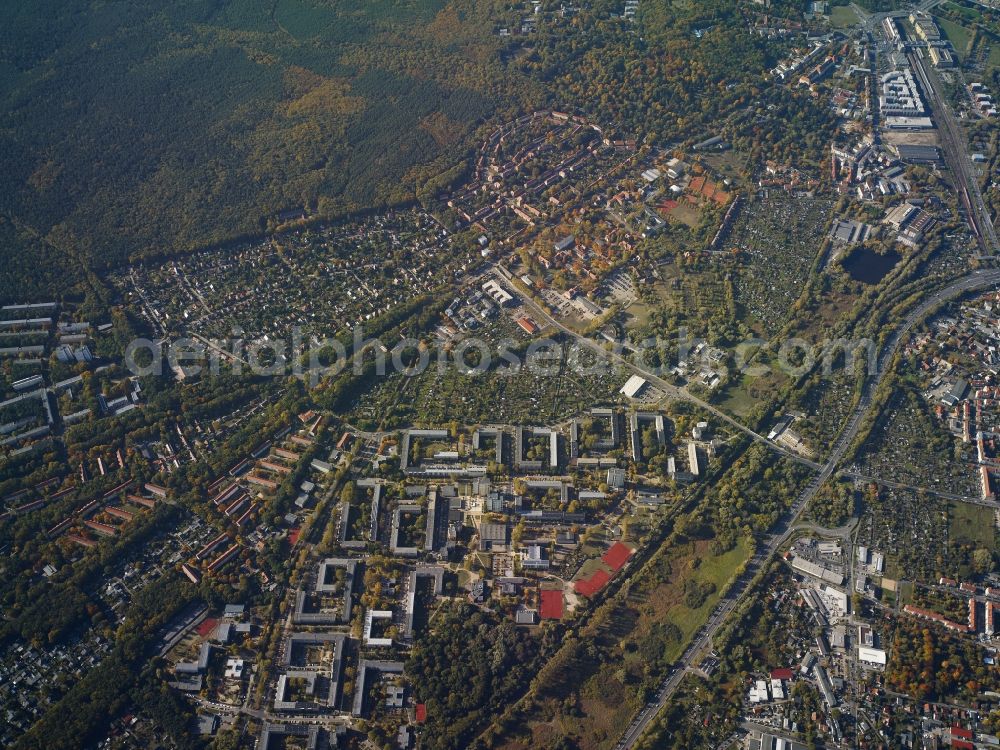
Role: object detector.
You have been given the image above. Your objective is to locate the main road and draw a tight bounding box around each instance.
[839,471,990,506]
[614,268,1000,749]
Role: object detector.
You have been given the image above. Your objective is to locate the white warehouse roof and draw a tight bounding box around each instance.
[620,375,649,399]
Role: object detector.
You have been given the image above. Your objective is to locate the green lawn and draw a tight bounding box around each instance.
[896,580,914,605]
[943,1,986,26]
[714,379,762,419]
[622,300,653,330]
[950,500,995,549]
[579,525,611,557]
[664,536,754,654]
[936,16,974,58]
[830,5,859,29]
[988,45,1000,74]
[885,556,905,582]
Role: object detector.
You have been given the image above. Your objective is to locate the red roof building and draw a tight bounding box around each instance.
[602,542,634,572]
[415,704,427,723]
[539,589,564,620]
[516,317,538,335]
[770,668,794,681]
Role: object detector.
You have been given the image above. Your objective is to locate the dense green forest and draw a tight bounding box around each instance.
[406,604,546,749]
[12,573,201,750]
[0,0,537,301]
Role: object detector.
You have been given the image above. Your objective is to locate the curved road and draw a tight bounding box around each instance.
[614,268,1000,749]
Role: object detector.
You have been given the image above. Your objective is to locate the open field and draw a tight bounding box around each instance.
[950,499,995,550]
[937,16,974,58]
[664,538,754,637]
[830,5,859,28]
[714,381,763,419]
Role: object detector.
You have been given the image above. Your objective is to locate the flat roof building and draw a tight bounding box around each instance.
[480,521,509,551]
[620,375,649,399]
[883,202,919,230]
[895,143,942,164]
[688,442,701,477]
[858,646,887,666]
[352,660,404,717]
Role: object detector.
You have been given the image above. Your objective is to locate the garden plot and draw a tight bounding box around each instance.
[726,194,835,332]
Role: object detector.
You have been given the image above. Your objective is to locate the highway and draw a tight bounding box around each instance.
[614,269,1000,749]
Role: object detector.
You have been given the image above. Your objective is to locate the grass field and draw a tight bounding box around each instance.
[896,579,914,605]
[714,380,762,419]
[713,367,791,424]
[943,1,986,26]
[950,500,995,549]
[830,5,859,29]
[937,16,974,58]
[663,201,703,228]
[662,537,754,641]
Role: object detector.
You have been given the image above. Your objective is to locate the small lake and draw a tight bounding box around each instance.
[842,247,900,284]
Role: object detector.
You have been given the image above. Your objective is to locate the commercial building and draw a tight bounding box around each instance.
[620,375,649,399]
[909,12,941,43]
[828,219,872,245]
[883,202,919,230]
[858,646,887,667]
[894,144,942,164]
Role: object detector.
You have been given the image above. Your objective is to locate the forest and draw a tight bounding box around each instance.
[11,572,200,750]
[0,0,814,308]
[0,0,535,302]
[886,616,1000,701]
[406,603,545,750]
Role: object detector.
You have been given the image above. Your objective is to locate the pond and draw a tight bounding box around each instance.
[842,247,900,284]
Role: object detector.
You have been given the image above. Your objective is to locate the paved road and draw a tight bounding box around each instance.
[789,517,859,540]
[840,471,989,505]
[614,269,1000,749]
